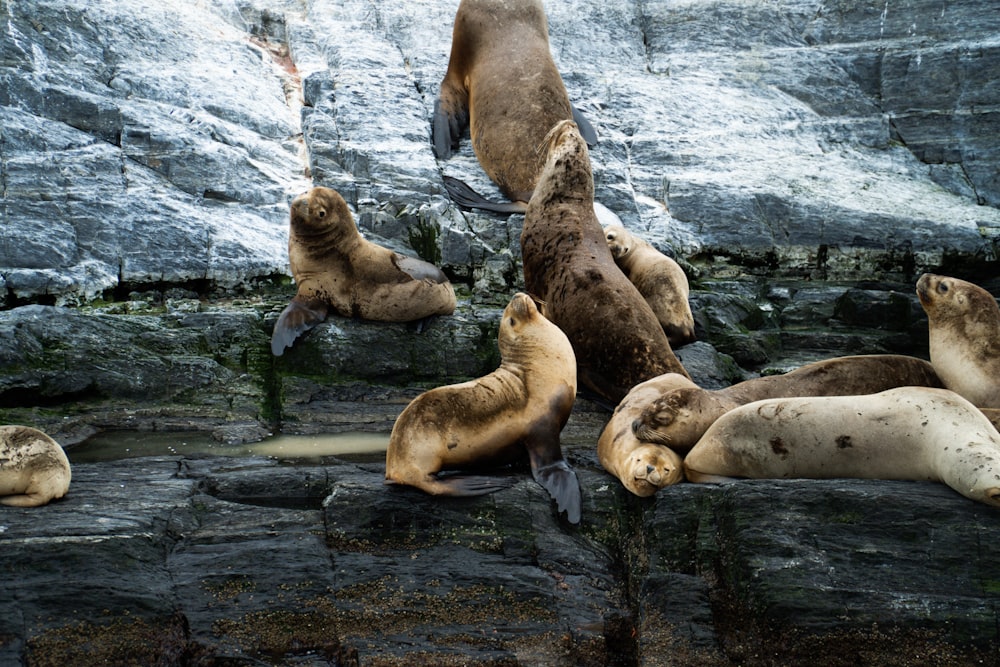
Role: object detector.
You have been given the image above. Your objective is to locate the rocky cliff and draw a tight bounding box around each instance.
[2,0,999,664]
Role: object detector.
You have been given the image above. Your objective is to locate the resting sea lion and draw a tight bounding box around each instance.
[916,273,1000,408]
[604,224,696,347]
[633,355,944,453]
[0,425,71,507]
[683,386,1000,508]
[385,292,581,523]
[271,187,456,355]
[433,0,597,214]
[522,120,689,404]
[597,375,684,497]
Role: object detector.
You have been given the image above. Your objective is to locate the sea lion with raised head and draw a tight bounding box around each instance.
[917,273,1000,409]
[433,0,597,214]
[604,224,696,347]
[0,425,71,507]
[683,386,1000,508]
[521,120,689,405]
[271,187,457,355]
[597,375,685,497]
[633,355,945,453]
[385,292,581,523]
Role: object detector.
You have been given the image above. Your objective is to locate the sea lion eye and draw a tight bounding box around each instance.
[509,317,516,326]
[317,208,326,219]
[937,281,949,294]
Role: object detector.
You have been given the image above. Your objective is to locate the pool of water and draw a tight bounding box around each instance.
[66,430,390,464]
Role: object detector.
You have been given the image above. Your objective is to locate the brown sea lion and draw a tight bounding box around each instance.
[633,354,945,453]
[385,292,581,523]
[521,119,689,405]
[271,187,457,356]
[683,387,1000,508]
[432,0,597,214]
[0,425,71,507]
[597,375,684,497]
[604,224,696,347]
[916,273,1000,408]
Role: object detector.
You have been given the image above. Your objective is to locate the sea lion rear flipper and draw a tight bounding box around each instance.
[571,105,598,146]
[531,460,581,524]
[394,254,449,283]
[271,299,329,356]
[442,176,527,214]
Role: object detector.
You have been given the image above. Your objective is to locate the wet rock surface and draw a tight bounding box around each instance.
[2,0,1000,663]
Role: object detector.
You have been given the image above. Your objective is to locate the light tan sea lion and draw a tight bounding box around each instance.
[633,355,945,453]
[432,0,597,214]
[604,224,696,347]
[271,187,457,356]
[683,386,1000,508]
[0,426,71,507]
[597,375,684,497]
[916,273,1000,408]
[385,292,581,523]
[521,120,689,405]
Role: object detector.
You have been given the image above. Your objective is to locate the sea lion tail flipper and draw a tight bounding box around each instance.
[394,254,449,284]
[532,461,582,524]
[270,299,329,356]
[571,105,598,146]
[442,176,528,214]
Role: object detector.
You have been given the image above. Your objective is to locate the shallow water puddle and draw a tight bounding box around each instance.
[67,430,390,463]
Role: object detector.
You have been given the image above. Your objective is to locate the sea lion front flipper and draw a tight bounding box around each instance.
[390,473,517,496]
[571,105,598,146]
[531,460,582,524]
[394,253,449,284]
[442,176,528,214]
[432,97,469,160]
[271,298,329,356]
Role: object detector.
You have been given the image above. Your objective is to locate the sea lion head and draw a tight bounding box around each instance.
[917,273,1000,348]
[289,186,356,246]
[532,119,593,206]
[498,292,555,359]
[633,385,718,452]
[603,225,633,260]
[621,443,683,496]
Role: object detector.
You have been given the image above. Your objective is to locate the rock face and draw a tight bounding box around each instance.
[2,0,1000,664]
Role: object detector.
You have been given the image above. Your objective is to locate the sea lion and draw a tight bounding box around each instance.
[916,273,1000,408]
[385,292,581,523]
[432,0,597,214]
[521,119,689,405]
[0,425,71,507]
[271,187,457,356]
[597,375,684,496]
[633,354,945,453]
[683,386,1000,508]
[604,224,696,347]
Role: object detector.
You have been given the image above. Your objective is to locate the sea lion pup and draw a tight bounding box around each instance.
[604,224,696,347]
[0,425,71,507]
[916,273,1000,408]
[271,187,457,356]
[633,355,945,453]
[385,292,581,523]
[521,119,689,405]
[432,0,597,214]
[597,375,685,497]
[683,386,1000,508]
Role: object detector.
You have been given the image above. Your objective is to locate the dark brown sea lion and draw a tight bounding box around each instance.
[384,292,581,523]
[521,119,689,405]
[632,354,945,453]
[917,273,1000,408]
[0,425,71,507]
[271,187,456,355]
[432,0,597,214]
